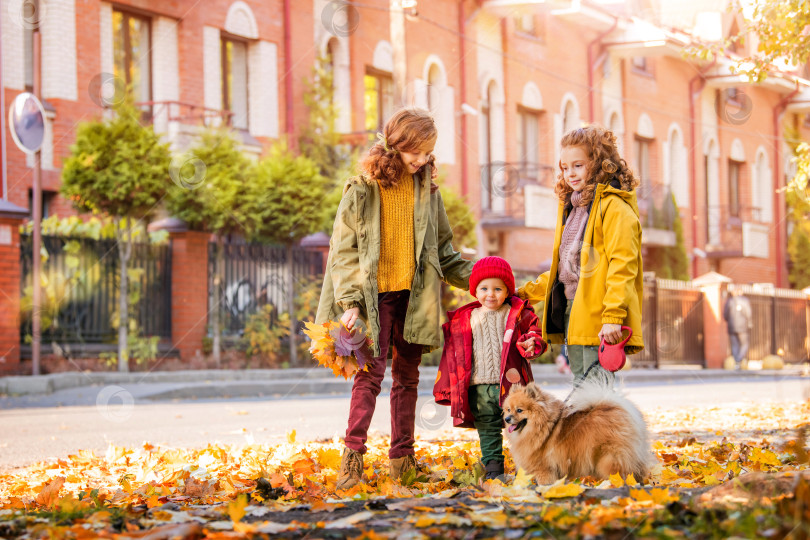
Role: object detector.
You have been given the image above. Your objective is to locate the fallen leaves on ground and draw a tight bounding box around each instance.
[1,400,808,538]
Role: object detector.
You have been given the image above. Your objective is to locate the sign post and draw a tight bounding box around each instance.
[8,41,46,375]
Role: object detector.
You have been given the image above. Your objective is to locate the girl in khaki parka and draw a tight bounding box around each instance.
[316,108,473,490]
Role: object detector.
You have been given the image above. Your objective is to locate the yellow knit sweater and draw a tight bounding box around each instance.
[377,173,416,292]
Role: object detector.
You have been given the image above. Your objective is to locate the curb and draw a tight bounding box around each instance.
[1,365,806,398]
[0,367,330,396]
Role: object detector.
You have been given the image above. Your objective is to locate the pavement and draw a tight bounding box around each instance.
[1,363,807,409]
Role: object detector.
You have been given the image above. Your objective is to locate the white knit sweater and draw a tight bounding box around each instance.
[470,304,510,385]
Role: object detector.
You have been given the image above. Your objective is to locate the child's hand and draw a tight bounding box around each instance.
[431,164,438,180]
[517,336,535,356]
[598,323,623,344]
[341,307,361,329]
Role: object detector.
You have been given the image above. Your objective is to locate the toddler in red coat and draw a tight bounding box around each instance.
[433,256,547,480]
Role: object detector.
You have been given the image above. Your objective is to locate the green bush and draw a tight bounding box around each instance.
[241,305,290,368]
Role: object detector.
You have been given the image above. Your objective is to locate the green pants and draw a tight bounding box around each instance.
[564,300,615,387]
[468,384,504,464]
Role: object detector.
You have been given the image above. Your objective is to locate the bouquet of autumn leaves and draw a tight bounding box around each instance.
[303,319,374,379]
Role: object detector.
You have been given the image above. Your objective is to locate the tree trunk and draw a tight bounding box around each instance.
[286,243,297,367]
[115,217,133,372]
[212,235,223,366]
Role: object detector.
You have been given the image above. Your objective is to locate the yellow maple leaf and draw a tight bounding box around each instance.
[513,467,533,488]
[318,448,342,471]
[625,473,639,487]
[287,429,297,444]
[228,494,249,523]
[750,447,780,467]
[542,479,585,499]
[630,487,677,505]
[609,472,624,488]
[701,474,720,486]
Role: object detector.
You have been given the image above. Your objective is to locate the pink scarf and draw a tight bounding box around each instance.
[558,191,589,300]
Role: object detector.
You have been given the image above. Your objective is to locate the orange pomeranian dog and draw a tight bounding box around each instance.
[503,382,653,484]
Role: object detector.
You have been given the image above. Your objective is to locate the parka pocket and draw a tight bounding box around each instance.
[427,253,444,279]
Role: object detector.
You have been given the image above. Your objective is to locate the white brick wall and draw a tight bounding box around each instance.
[248,40,278,138]
[152,16,179,134]
[99,3,113,85]
[203,26,221,115]
[2,0,26,90]
[42,0,77,100]
[314,0,352,134]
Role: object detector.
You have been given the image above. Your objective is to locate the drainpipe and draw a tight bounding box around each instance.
[586,16,618,123]
[283,0,294,141]
[458,0,468,196]
[773,82,800,289]
[0,14,6,200]
[687,60,716,278]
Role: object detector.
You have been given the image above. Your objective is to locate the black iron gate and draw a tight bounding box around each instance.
[635,276,705,368]
[732,284,808,364]
[19,235,172,343]
[208,242,324,336]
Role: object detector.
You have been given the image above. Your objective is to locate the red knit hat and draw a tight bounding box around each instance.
[469,256,515,296]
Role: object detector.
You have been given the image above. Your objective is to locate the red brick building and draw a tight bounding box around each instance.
[2,0,809,288]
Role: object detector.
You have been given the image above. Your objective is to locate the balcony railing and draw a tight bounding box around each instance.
[705,205,766,256]
[480,162,555,224]
[636,182,676,230]
[135,101,234,127]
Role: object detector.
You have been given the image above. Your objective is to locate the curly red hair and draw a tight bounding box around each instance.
[361,108,438,188]
[554,125,639,206]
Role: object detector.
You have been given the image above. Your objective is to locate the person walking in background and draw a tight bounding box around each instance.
[723,288,753,370]
[316,107,473,490]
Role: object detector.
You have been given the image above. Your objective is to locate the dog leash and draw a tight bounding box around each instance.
[534,359,601,455]
[533,327,631,454]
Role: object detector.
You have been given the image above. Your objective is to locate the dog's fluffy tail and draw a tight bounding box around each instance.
[567,381,655,478]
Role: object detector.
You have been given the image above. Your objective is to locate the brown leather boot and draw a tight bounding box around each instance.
[389,454,418,482]
[336,447,363,490]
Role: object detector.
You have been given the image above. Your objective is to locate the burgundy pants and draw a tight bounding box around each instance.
[344,290,423,458]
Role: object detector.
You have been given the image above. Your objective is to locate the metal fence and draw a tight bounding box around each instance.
[19,235,172,343]
[731,284,808,364]
[635,276,705,368]
[208,242,324,336]
[634,278,809,367]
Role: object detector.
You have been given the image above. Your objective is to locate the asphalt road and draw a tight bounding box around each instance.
[1,377,807,472]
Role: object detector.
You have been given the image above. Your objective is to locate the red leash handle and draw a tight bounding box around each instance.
[598,326,632,372]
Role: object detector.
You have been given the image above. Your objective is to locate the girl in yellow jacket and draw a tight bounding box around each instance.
[517,125,644,385]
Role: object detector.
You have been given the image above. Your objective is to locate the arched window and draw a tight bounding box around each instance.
[704,139,721,246]
[754,149,772,222]
[667,124,687,206]
[480,79,505,212]
[481,81,496,211]
[427,64,441,112]
[563,100,578,134]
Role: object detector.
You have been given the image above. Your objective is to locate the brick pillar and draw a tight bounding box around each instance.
[300,232,330,271]
[0,202,30,373]
[693,272,732,369]
[150,219,210,360]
